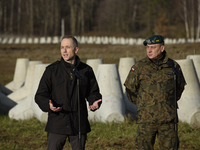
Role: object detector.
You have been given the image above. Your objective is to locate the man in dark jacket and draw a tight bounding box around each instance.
[124,35,186,150]
[35,35,102,150]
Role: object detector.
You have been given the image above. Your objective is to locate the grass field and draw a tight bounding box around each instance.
[1,43,200,149]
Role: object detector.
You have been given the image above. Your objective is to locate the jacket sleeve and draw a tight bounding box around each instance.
[35,68,52,112]
[124,65,139,104]
[86,68,102,107]
[175,63,186,101]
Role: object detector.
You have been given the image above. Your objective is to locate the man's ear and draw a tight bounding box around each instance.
[161,45,165,52]
[75,47,79,54]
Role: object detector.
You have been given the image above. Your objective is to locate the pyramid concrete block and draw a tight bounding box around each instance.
[176,59,200,128]
[9,95,34,120]
[95,64,126,123]
[33,37,39,44]
[8,64,49,121]
[32,64,49,123]
[52,36,59,44]
[86,59,104,77]
[27,38,33,44]
[15,37,20,44]
[186,55,200,83]
[8,61,43,103]
[8,37,14,44]
[118,57,137,119]
[2,37,8,44]
[21,37,27,44]
[46,37,52,43]
[5,58,30,91]
[40,37,46,44]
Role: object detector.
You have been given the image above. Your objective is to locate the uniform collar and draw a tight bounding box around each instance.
[146,51,168,65]
[145,51,169,69]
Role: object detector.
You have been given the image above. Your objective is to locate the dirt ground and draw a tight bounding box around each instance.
[1,43,200,85]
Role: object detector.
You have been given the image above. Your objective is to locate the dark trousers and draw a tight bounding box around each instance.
[47,132,87,150]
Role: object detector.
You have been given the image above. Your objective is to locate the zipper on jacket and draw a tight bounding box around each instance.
[69,70,73,85]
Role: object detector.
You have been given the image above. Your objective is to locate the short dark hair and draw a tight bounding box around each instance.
[61,35,78,48]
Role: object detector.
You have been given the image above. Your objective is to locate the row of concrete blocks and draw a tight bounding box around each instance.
[0,36,199,45]
[1,55,200,128]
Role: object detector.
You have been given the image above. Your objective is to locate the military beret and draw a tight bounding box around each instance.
[143,35,164,46]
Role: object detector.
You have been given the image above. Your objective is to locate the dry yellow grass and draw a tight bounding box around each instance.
[1,43,200,85]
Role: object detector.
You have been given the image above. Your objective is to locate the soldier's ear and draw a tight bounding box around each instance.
[161,45,165,52]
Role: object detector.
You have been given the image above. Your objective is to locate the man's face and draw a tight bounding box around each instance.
[146,44,165,59]
[60,38,79,63]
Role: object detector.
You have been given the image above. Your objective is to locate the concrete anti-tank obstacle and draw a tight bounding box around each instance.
[40,37,46,44]
[118,57,137,119]
[9,64,49,121]
[9,94,34,120]
[186,55,200,83]
[7,61,43,103]
[86,58,104,76]
[15,37,20,44]
[52,36,59,44]
[87,36,94,44]
[27,37,33,44]
[5,58,29,91]
[176,59,200,128]
[32,64,49,123]
[102,36,109,44]
[21,37,27,44]
[95,64,126,123]
[86,59,103,121]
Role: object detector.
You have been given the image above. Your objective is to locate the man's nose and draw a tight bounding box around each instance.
[147,48,151,52]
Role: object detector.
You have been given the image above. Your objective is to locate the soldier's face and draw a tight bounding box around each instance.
[146,44,165,59]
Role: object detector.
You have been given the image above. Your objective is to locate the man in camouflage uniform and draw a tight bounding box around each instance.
[124,35,186,150]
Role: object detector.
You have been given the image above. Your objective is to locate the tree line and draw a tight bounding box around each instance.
[0,0,199,39]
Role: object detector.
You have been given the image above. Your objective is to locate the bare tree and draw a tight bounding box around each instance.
[44,0,49,36]
[30,0,33,36]
[81,0,86,34]
[54,0,60,35]
[4,3,7,33]
[189,0,195,39]
[183,0,190,39]
[68,0,78,35]
[17,0,21,35]
[0,1,3,32]
[197,0,200,39]
[9,0,14,33]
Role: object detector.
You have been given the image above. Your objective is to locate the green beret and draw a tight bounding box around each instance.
[143,35,164,46]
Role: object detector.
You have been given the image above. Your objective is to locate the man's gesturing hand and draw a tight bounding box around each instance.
[89,99,102,111]
[49,100,62,112]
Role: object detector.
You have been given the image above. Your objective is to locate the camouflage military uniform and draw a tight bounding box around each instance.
[124,51,185,150]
